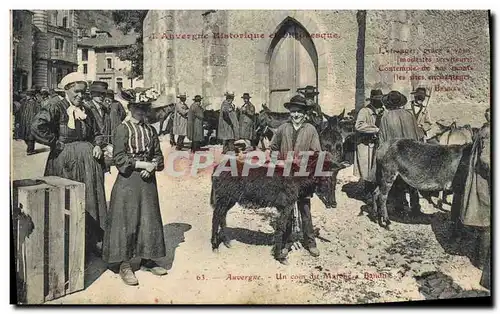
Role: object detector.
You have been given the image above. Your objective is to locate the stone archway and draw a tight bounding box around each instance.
[254,11,328,109]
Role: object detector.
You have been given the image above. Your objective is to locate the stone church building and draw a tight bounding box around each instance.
[143,10,489,121]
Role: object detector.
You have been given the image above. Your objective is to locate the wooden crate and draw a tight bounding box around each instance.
[12,176,85,304]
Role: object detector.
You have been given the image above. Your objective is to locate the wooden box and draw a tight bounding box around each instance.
[12,176,85,304]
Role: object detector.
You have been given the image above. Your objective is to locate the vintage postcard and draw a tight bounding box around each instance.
[10,9,491,305]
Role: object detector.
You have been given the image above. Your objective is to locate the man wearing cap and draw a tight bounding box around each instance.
[173,93,189,150]
[84,81,115,174]
[31,72,107,257]
[238,93,256,149]
[378,90,423,214]
[354,89,384,202]
[406,87,433,140]
[218,92,240,153]
[187,95,206,152]
[269,95,322,263]
[104,89,127,138]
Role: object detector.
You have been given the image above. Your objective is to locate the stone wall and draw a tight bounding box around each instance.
[365,10,490,126]
[144,10,490,123]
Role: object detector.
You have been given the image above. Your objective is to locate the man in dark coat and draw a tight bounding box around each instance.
[377,91,423,214]
[218,92,240,153]
[18,89,42,155]
[238,93,256,149]
[354,89,384,202]
[187,95,205,152]
[84,81,113,173]
[105,89,127,137]
[270,95,322,264]
[173,93,189,150]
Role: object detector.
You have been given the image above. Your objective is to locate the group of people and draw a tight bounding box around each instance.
[12,75,490,289]
[15,72,170,286]
[169,91,258,153]
[168,85,323,154]
[354,87,491,290]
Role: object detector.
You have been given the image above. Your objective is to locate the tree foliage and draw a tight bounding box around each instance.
[111,10,148,79]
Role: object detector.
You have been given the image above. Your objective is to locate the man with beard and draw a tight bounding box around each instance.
[354,89,384,203]
[406,87,433,141]
[218,92,240,153]
[269,95,322,264]
[31,72,107,258]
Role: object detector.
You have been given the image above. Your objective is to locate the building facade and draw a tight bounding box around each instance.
[144,10,490,124]
[32,10,79,89]
[77,29,140,91]
[12,10,34,92]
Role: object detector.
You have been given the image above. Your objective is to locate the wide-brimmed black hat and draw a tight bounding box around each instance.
[410,87,430,97]
[106,89,114,97]
[224,92,235,98]
[284,95,308,110]
[366,89,383,101]
[116,89,135,102]
[241,93,251,99]
[382,91,408,108]
[303,85,319,96]
[177,93,187,99]
[193,95,203,101]
[89,81,108,94]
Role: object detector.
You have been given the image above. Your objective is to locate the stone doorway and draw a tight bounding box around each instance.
[267,18,318,112]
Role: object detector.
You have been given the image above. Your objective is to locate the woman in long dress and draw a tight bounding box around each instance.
[102,96,167,286]
[30,75,107,256]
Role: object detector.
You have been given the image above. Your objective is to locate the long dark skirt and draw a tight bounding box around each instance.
[102,171,166,264]
[44,141,107,236]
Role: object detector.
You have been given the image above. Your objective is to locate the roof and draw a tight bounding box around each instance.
[78,33,137,48]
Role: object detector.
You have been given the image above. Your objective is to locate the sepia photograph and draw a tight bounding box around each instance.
[9,8,492,305]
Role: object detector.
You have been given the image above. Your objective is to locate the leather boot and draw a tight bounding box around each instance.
[119,262,138,286]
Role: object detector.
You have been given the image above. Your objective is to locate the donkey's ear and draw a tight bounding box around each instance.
[338,108,346,120]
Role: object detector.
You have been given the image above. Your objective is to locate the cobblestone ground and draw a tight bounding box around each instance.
[11,137,490,304]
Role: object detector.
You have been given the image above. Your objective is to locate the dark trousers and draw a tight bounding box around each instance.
[191,141,201,152]
[169,134,176,146]
[25,139,35,154]
[176,135,185,150]
[284,198,316,249]
[222,139,235,154]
